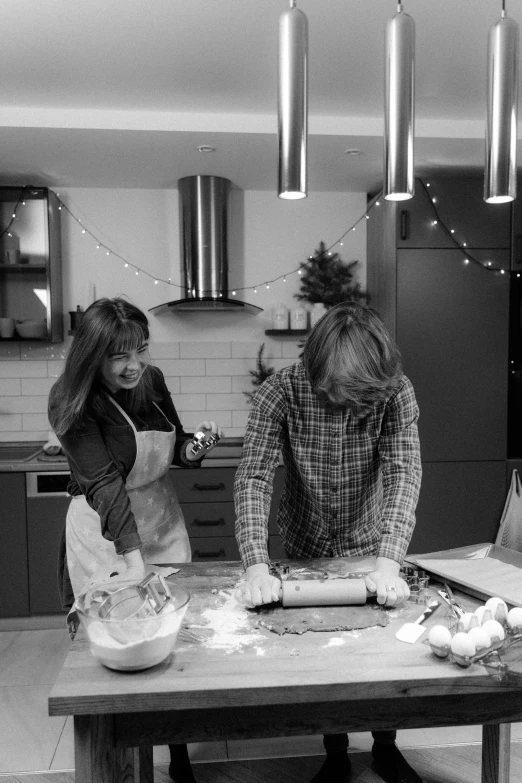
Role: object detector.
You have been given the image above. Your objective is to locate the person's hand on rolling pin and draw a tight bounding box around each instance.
[365,557,409,606]
[237,563,282,607]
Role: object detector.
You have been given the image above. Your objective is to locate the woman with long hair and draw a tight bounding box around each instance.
[49,297,222,783]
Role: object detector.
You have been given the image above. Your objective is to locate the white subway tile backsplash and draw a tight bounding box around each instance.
[150,343,180,360]
[0,396,49,414]
[206,393,249,412]
[0,414,22,431]
[0,341,266,439]
[231,376,253,394]
[162,376,181,395]
[232,410,250,429]
[180,342,231,359]
[177,410,232,431]
[0,379,22,396]
[181,376,232,394]
[47,361,65,378]
[21,378,55,396]
[23,414,50,431]
[231,342,282,359]
[173,394,206,411]
[206,358,251,376]
[0,361,48,378]
[156,359,205,376]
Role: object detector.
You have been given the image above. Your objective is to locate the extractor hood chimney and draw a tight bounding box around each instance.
[149,175,262,315]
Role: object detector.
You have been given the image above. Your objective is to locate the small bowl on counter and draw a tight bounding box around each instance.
[15,319,48,339]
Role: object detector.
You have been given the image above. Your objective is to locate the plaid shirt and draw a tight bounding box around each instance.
[234,362,421,569]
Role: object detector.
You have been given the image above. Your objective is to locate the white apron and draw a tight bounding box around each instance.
[66,397,191,598]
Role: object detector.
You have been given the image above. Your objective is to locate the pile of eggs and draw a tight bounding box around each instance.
[428,597,522,667]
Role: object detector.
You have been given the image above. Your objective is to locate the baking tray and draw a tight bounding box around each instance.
[406,543,522,608]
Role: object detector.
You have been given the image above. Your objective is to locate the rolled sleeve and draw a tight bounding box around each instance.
[377,378,422,563]
[234,378,285,569]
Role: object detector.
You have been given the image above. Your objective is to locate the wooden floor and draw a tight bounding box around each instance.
[0,744,522,783]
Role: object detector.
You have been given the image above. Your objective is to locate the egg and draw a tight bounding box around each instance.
[467,626,491,651]
[457,612,475,631]
[484,597,508,625]
[481,619,505,643]
[450,632,476,662]
[474,606,493,625]
[507,606,522,631]
[428,625,453,657]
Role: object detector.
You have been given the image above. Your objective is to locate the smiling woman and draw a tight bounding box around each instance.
[47,296,224,783]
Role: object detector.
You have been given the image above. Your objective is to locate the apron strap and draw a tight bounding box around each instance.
[106,396,175,433]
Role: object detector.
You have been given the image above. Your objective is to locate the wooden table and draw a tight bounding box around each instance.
[48,559,522,783]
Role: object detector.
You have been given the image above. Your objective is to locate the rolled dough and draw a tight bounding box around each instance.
[252,602,389,635]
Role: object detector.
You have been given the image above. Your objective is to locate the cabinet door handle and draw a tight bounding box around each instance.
[192,482,226,492]
[193,548,226,559]
[192,518,226,527]
[400,209,410,241]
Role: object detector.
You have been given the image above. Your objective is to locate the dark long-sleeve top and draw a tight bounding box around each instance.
[234,362,422,569]
[53,366,199,556]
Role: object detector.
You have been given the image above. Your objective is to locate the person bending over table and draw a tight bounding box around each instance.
[49,297,223,783]
[234,301,423,783]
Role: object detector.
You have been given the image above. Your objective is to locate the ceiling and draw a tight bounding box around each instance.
[0,0,517,193]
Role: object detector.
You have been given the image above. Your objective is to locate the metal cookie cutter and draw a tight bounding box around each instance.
[96,573,172,621]
[189,430,221,456]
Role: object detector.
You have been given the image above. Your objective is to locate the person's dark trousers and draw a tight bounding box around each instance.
[168,744,197,783]
[311,731,422,783]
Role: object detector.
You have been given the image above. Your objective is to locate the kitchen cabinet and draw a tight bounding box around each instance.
[170,465,285,562]
[0,473,29,617]
[0,186,63,343]
[367,176,510,550]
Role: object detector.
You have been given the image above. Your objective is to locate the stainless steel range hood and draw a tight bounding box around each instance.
[149,175,262,315]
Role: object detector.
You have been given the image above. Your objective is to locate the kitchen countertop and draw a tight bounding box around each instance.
[0,437,246,472]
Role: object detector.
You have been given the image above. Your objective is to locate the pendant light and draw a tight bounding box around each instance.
[384,3,415,201]
[278,0,308,200]
[484,1,519,204]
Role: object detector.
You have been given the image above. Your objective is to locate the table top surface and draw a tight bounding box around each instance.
[48,558,520,718]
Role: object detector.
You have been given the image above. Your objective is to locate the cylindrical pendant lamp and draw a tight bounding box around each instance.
[384,3,415,201]
[484,8,519,204]
[278,0,308,200]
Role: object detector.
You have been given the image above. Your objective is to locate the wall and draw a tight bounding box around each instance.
[0,188,367,441]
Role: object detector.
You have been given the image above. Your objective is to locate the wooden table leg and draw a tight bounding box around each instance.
[74,715,153,783]
[481,723,511,783]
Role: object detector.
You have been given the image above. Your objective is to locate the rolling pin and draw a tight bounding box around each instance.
[281,578,367,607]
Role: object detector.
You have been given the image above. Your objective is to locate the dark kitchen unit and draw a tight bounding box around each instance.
[368,176,511,554]
[26,471,71,614]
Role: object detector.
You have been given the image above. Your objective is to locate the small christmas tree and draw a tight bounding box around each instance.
[295,241,367,308]
[244,343,275,403]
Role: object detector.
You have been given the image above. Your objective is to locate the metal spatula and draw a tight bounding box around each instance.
[395,600,440,643]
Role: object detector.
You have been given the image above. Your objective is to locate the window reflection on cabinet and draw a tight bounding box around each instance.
[0,186,63,343]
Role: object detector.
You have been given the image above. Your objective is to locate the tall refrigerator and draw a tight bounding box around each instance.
[367,176,510,554]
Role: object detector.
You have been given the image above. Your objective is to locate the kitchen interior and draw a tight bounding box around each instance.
[1,0,522,781]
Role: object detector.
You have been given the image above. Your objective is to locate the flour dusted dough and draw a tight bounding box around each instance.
[253,603,389,635]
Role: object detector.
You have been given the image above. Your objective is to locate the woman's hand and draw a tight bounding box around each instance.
[121,548,147,583]
[194,420,225,439]
[185,420,226,461]
[236,563,281,608]
[365,556,409,606]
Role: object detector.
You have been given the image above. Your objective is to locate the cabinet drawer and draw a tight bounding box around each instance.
[190,536,240,562]
[171,467,235,503]
[183,502,235,537]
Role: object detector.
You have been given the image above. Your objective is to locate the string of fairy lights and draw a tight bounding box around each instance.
[1,181,513,298]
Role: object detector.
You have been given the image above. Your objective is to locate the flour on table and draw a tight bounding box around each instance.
[196,590,264,652]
